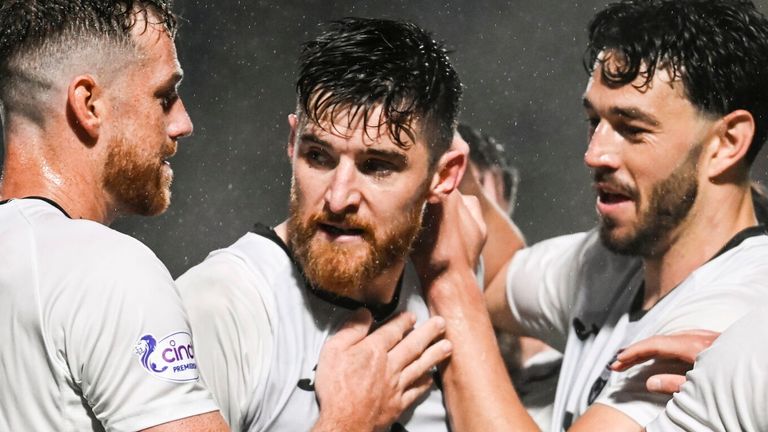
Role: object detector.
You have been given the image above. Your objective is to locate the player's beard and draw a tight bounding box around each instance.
[287,187,425,298]
[599,145,700,257]
[103,132,175,216]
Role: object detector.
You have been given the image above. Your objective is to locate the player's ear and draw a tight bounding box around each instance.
[426,133,469,204]
[287,113,299,160]
[67,74,101,145]
[705,109,754,178]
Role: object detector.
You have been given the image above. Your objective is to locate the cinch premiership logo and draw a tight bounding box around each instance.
[133,331,199,382]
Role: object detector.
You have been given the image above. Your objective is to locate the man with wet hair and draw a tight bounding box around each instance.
[0,1,229,430]
[424,0,768,430]
[178,17,467,431]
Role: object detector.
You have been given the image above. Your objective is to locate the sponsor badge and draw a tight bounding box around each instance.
[133,331,199,382]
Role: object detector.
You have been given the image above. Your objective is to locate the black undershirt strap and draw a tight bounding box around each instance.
[709,224,767,261]
[0,196,71,218]
[251,223,403,322]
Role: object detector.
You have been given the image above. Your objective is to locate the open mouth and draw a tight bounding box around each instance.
[318,223,366,237]
[598,190,632,204]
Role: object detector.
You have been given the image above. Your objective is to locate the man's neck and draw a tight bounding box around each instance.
[1,132,115,224]
[1,165,115,224]
[274,221,404,305]
[641,183,757,309]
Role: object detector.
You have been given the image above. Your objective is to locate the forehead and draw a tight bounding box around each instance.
[583,53,692,115]
[299,104,428,152]
[127,12,180,72]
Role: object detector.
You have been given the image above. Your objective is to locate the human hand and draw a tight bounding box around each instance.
[610,330,720,394]
[313,309,452,432]
[411,190,486,285]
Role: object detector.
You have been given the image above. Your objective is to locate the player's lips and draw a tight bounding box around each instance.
[594,182,635,216]
[162,143,178,165]
[318,222,365,237]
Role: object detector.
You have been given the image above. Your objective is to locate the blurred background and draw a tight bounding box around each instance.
[6,0,768,276]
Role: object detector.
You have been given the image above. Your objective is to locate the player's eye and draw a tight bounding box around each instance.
[303,147,334,168]
[160,90,179,111]
[360,158,397,177]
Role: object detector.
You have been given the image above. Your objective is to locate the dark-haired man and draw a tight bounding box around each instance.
[424,0,768,431]
[0,1,228,430]
[177,18,467,431]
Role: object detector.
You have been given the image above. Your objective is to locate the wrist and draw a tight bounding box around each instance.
[424,267,484,312]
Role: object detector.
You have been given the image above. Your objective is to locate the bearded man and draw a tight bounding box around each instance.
[177,17,467,431]
[416,0,768,431]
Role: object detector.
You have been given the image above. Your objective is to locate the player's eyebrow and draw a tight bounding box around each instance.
[154,70,184,96]
[610,106,660,126]
[364,148,408,165]
[299,133,328,147]
[582,97,660,126]
[299,133,409,164]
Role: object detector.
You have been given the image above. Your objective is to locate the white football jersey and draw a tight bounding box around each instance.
[178,224,449,431]
[0,198,217,432]
[647,304,768,432]
[505,228,768,431]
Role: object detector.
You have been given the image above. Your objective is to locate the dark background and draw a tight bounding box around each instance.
[7,1,768,276]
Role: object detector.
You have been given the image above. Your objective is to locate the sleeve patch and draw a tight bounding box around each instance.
[133,331,199,383]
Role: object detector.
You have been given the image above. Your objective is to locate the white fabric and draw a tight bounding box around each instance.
[505,228,768,431]
[518,348,562,431]
[647,305,768,432]
[0,199,217,432]
[177,230,449,431]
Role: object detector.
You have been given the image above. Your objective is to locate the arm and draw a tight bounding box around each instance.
[413,190,539,431]
[455,133,526,289]
[67,240,223,432]
[142,412,229,431]
[313,310,452,432]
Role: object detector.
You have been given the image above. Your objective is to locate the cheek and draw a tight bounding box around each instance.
[368,184,427,219]
[292,173,327,208]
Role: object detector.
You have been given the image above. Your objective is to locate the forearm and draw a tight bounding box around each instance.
[460,171,525,287]
[311,416,371,432]
[427,269,539,432]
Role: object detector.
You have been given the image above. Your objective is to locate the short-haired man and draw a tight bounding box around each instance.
[0,1,228,430]
[177,18,465,431]
[422,0,768,430]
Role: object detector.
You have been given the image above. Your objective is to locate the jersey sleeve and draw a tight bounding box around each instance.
[504,231,590,351]
[646,305,768,432]
[176,252,275,431]
[55,237,218,432]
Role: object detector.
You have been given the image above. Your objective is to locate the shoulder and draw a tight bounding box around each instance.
[34,212,170,281]
[176,231,298,337]
[507,228,640,309]
[698,233,768,279]
[654,234,768,334]
[176,233,288,429]
[510,229,637,278]
[177,231,293,305]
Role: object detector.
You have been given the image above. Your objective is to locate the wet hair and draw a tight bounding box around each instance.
[0,0,177,124]
[458,123,519,214]
[585,0,768,165]
[296,17,462,165]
